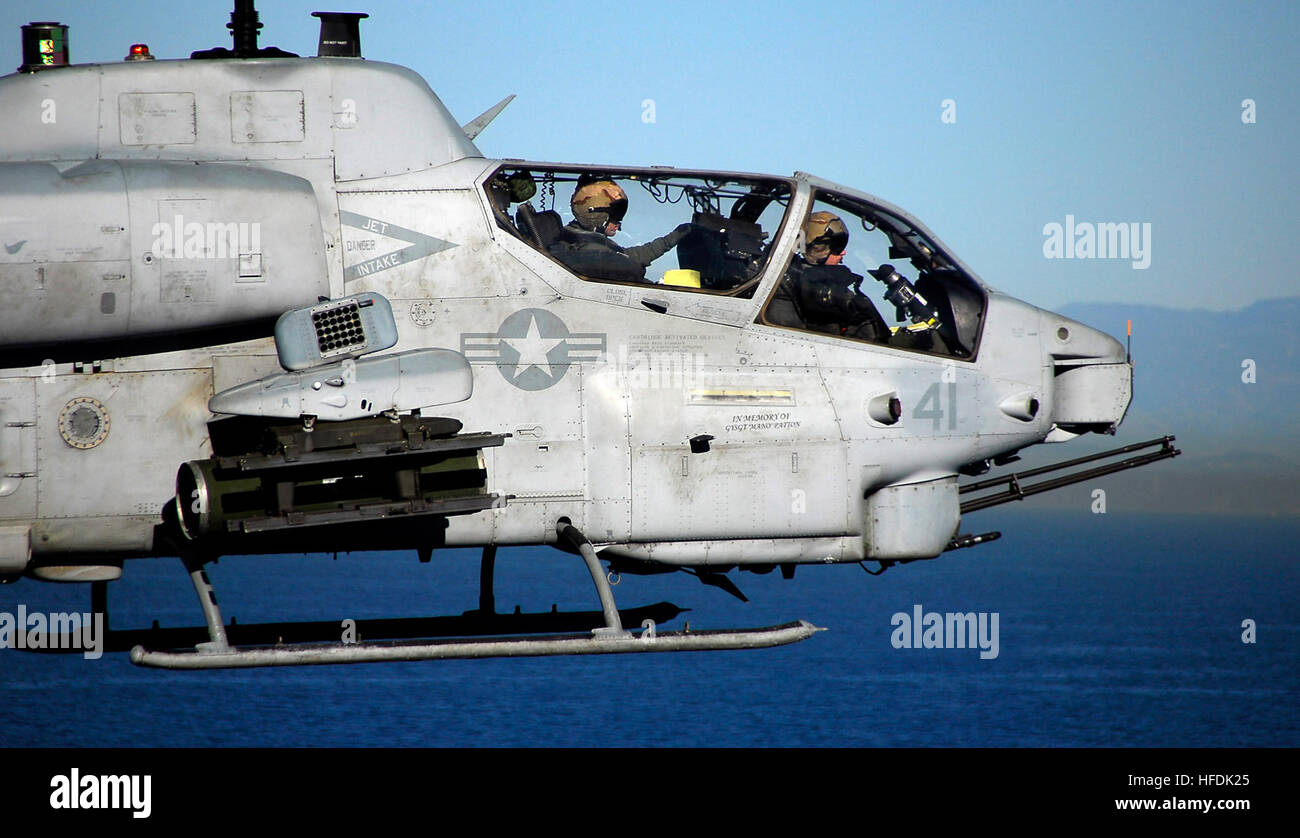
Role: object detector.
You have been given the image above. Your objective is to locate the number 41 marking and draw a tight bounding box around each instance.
[912,382,958,431]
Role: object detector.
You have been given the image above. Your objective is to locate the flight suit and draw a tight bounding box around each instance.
[769,258,891,342]
[549,221,692,282]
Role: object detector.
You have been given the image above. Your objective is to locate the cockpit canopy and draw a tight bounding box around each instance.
[484,163,986,360]
[487,164,792,298]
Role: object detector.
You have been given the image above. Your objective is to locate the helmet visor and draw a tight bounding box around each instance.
[597,196,628,225]
[814,230,849,255]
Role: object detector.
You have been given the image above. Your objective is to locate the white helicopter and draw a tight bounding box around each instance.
[0,3,1177,668]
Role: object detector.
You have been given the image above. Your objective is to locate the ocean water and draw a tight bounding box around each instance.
[1,509,1296,747]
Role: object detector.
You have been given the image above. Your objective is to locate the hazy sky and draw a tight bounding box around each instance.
[2,0,1295,313]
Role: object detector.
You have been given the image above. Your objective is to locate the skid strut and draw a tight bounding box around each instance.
[183,552,231,653]
[556,518,625,637]
[478,544,497,613]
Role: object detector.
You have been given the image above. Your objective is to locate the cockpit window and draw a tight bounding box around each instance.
[485,165,792,299]
[759,190,986,359]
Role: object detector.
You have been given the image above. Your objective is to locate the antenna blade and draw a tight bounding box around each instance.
[461,94,516,140]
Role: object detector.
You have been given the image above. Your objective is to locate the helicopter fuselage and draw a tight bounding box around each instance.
[0,54,1131,582]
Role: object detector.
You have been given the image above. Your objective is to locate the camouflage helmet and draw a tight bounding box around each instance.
[571,180,628,232]
[803,210,849,263]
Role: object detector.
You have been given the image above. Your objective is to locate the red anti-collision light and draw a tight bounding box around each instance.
[124,43,154,61]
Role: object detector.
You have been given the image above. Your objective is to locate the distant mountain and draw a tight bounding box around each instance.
[1060,297,1300,455]
[979,298,1300,517]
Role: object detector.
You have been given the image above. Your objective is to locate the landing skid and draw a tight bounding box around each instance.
[120,519,821,669]
[83,602,687,654]
[130,621,822,669]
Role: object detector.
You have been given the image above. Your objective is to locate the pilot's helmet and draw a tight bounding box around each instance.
[803,211,850,264]
[571,180,629,233]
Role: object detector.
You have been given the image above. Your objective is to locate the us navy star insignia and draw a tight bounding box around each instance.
[461,308,606,391]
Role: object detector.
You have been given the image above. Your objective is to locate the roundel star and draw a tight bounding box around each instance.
[460,308,607,391]
[500,311,566,381]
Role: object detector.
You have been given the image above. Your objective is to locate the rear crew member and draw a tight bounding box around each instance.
[549,179,693,282]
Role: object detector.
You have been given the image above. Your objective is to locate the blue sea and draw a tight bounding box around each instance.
[1,509,1296,748]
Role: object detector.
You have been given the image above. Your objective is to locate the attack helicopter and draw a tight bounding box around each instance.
[0,3,1178,668]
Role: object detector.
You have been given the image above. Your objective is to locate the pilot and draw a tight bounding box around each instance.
[766,211,890,342]
[548,178,693,282]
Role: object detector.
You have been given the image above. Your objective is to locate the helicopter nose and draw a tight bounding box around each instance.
[1043,312,1126,364]
[1041,311,1131,432]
